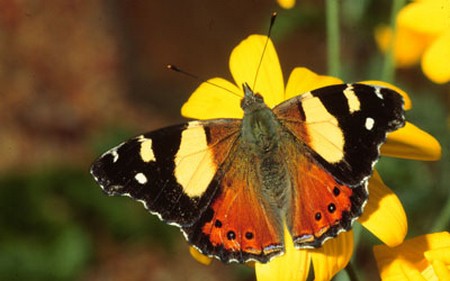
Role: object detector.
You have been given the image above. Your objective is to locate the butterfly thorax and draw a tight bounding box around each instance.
[240,84,291,211]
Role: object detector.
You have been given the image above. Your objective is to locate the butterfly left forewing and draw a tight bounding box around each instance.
[274,83,404,248]
[90,119,241,227]
[274,83,405,186]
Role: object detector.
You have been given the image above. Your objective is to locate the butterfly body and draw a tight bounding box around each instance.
[91,83,405,263]
[240,84,291,212]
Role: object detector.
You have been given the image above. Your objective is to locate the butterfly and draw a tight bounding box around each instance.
[90,82,405,263]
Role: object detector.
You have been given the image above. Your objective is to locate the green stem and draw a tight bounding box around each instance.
[431,195,450,231]
[381,0,406,83]
[326,0,340,77]
[345,262,360,281]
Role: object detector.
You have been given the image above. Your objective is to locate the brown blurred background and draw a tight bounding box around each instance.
[1,1,448,281]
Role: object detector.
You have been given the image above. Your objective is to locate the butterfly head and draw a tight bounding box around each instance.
[241,83,268,114]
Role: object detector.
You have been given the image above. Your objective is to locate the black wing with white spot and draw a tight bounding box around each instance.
[274,83,405,186]
[90,120,241,227]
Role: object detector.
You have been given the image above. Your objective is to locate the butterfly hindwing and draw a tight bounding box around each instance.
[286,154,368,248]
[90,120,241,227]
[183,146,285,263]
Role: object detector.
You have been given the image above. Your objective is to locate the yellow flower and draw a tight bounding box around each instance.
[375,0,450,84]
[183,35,441,280]
[374,232,450,280]
[277,0,296,9]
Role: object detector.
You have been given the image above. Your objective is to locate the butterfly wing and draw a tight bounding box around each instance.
[285,154,368,248]
[91,83,405,260]
[90,120,241,227]
[183,147,285,263]
[91,119,284,263]
[274,83,405,186]
[273,83,405,247]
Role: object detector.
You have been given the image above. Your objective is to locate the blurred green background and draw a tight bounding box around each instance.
[0,1,448,280]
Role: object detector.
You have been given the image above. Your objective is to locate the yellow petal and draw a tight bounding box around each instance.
[422,232,450,256]
[397,1,449,35]
[359,171,407,247]
[189,246,213,265]
[382,122,442,161]
[422,231,450,250]
[431,260,450,280]
[405,269,428,281]
[284,67,342,100]
[360,80,412,110]
[374,244,426,281]
[420,263,440,281]
[422,30,450,84]
[374,24,429,68]
[310,231,354,281]
[408,232,450,261]
[255,226,310,281]
[229,35,285,108]
[181,77,243,119]
[374,248,420,281]
[277,0,295,9]
[425,247,450,264]
[374,232,450,280]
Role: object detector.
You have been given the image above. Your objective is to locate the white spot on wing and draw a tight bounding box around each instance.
[374,87,383,99]
[101,144,123,163]
[111,149,119,163]
[134,172,148,184]
[343,84,361,113]
[137,136,156,162]
[365,117,375,130]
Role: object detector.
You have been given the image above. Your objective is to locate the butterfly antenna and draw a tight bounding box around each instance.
[167,64,242,98]
[252,12,277,91]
